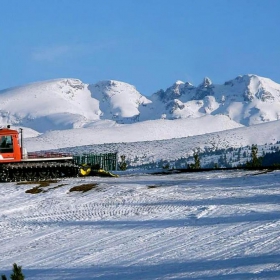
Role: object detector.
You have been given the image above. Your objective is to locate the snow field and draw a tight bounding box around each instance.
[0,170,280,279]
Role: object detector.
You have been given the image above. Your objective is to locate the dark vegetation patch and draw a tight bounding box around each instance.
[25,186,44,194]
[147,185,159,189]
[69,183,98,193]
[18,180,99,194]
[16,180,67,194]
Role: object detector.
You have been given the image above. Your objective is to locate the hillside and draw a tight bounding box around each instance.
[47,119,280,167]
[23,115,243,152]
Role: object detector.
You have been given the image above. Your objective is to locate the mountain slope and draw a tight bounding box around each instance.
[0,79,100,132]
[23,115,243,152]
[33,119,280,167]
[88,80,151,122]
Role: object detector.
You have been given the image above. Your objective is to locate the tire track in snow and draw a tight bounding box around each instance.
[1,172,280,277]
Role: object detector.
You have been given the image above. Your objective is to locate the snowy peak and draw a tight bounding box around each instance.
[0,78,100,132]
[153,80,195,103]
[154,81,183,103]
[88,80,151,122]
[198,77,213,88]
[151,74,280,125]
[223,74,280,102]
[57,78,85,95]
[245,74,280,102]
[194,77,214,100]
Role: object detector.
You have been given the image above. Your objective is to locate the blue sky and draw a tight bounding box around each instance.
[1,0,280,96]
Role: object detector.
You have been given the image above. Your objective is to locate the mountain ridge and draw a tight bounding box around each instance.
[1,74,280,134]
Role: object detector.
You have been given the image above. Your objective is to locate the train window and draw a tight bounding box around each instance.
[0,136,13,153]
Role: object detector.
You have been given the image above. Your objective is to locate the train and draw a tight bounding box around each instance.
[0,126,118,182]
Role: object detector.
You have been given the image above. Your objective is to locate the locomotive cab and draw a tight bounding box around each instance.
[0,127,22,162]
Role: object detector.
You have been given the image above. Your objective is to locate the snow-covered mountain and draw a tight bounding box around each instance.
[147,75,280,125]
[1,74,280,135]
[0,79,97,132]
[88,80,151,123]
[0,78,151,132]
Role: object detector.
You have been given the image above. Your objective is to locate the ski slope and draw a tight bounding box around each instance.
[1,170,280,279]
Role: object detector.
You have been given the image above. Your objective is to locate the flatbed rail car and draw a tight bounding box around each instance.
[0,126,118,182]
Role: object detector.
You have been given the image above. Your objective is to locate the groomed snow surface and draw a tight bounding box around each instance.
[1,170,280,279]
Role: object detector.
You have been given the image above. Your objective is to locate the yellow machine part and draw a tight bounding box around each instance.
[79,165,119,177]
[95,169,119,177]
[79,165,91,176]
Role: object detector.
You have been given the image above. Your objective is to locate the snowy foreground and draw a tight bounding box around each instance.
[1,170,280,279]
